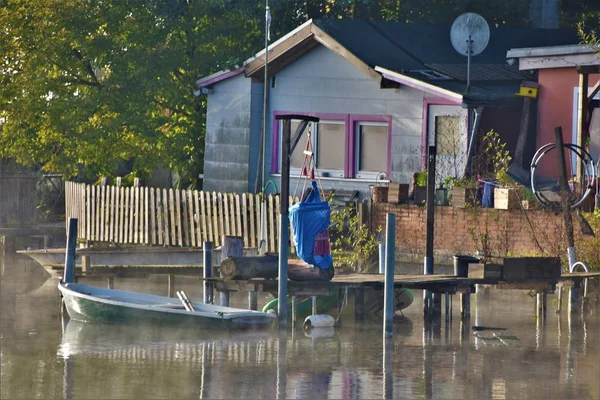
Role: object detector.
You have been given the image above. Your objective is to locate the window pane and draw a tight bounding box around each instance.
[288,121,306,169]
[317,122,345,171]
[359,124,387,173]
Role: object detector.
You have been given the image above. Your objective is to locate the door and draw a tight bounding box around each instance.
[427,104,468,184]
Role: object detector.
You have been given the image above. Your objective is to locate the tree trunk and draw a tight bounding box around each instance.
[220,256,333,281]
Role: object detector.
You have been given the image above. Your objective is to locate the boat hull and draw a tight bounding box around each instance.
[59,283,275,329]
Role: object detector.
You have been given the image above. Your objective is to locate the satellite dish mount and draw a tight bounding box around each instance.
[450,13,490,92]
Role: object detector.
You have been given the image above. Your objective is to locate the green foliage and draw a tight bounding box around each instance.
[329,204,380,273]
[451,176,478,188]
[0,0,261,183]
[483,129,513,186]
[415,170,428,187]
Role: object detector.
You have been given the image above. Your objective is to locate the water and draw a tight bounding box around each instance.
[1,254,599,399]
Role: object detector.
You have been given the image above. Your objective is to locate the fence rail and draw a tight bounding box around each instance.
[65,181,297,253]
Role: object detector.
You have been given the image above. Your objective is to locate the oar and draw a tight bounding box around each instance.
[176,291,192,311]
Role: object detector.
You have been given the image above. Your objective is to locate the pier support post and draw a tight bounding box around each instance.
[445,293,451,323]
[460,292,470,320]
[167,274,175,298]
[203,242,213,304]
[569,281,581,313]
[383,337,393,399]
[536,292,547,324]
[107,276,114,289]
[220,291,230,307]
[384,213,396,337]
[312,296,317,315]
[557,286,563,313]
[291,296,298,329]
[354,288,365,323]
[248,291,258,311]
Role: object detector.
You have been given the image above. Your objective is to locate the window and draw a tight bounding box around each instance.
[355,122,388,178]
[274,112,391,179]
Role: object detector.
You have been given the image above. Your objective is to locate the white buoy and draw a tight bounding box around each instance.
[303,314,335,330]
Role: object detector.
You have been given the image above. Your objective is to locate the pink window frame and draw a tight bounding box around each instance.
[271,111,392,178]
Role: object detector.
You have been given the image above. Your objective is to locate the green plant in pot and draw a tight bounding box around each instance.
[483,129,522,210]
[413,169,428,205]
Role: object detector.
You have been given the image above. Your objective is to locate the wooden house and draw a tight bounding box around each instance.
[197,19,579,198]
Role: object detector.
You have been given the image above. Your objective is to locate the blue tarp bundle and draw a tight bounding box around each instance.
[289,181,333,269]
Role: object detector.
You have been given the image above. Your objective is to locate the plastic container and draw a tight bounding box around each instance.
[303,314,335,330]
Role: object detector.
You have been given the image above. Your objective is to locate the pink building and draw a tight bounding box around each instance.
[507,45,600,178]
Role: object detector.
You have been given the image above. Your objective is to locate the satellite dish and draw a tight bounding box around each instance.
[450,13,490,57]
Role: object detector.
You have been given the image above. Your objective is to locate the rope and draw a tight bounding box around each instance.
[335,288,348,323]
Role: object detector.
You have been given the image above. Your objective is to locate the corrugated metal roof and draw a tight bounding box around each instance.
[424,64,533,81]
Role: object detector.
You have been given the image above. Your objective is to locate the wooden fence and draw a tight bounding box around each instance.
[65,181,297,253]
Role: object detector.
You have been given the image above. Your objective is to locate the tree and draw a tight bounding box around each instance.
[0,0,260,185]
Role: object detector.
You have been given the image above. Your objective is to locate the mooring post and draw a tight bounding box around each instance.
[278,118,292,327]
[167,274,175,298]
[63,218,78,284]
[203,241,213,304]
[355,288,365,323]
[291,296,298,329]
[557,285,563,313]
[107,276,114,289]
[569,281,581,313]
[460,292,471,320]
[536,292,547,324]
[248,291,258,310]
[423,144,436,317]
[445,292,451,323]
[383,337,393,399]
[312,296,317,315]
[220,291,230,307]
[384,213,396,337]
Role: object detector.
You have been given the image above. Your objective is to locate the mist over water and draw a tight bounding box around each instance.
[1,253,599,399]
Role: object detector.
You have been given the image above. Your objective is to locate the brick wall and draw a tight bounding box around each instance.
[373,203,590,263]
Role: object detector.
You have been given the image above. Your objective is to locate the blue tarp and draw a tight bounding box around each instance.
[289,181,333,269]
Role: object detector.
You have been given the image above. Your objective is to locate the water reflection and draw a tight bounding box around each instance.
[1,263,599,399]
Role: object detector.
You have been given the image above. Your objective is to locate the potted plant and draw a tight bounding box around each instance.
[483,130,522,210]
[450,176,478,208]
[412,170,428,205]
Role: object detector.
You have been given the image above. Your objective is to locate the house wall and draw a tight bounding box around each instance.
[203,74,263,193]
[264,45,427,198]
[536,68,600,177]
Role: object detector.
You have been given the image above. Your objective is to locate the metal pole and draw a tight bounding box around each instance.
[278,119,291,326]
[424,144,436,314]
[384,213,396,337]
[203,242,213,304]
[466,35,472,92]
[63,218,78,284]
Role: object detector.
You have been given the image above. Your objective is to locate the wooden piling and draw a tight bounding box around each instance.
[557,286,563,313]
[384,213,396,337]
[168,274,175,298]
[460,293,471,320]
[354,288,365,323]
[248,291,258,311]
[63,218,78,284]
[203,242,213,304]
[107,276,114,289]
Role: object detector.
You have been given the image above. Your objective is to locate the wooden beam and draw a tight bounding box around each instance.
[245,23,314,77]
[588,80,600,101]
[311,24,381,84]
[576,73,588,193]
